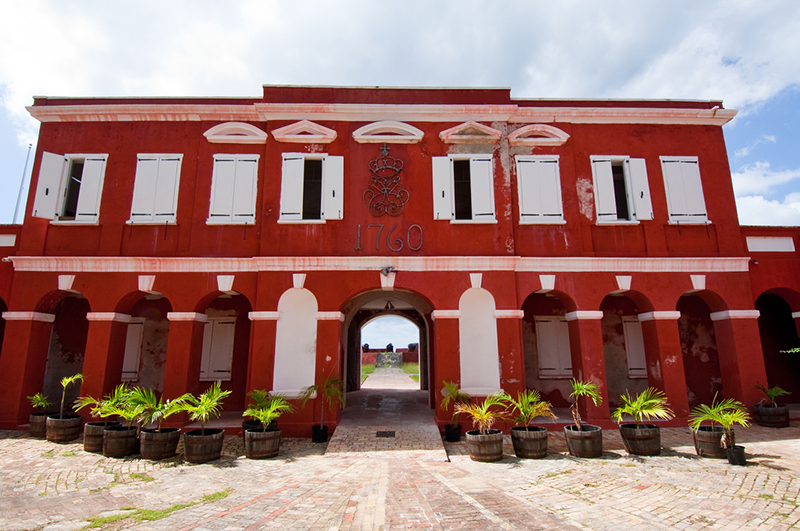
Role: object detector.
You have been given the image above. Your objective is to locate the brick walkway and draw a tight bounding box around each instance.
[2,372,800,530]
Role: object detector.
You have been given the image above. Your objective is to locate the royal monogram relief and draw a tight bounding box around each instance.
[362,143,409,217]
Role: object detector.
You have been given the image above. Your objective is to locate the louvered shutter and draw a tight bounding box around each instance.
[322,155,344,220]
[208,319,235,380]
[627,158,653,221]
[592,159,617,221]
[622,317,647,378]
[209,157,236,221]
[121,320,144,382]
[469,156,495,221]
[152,157,181,221]
[280,155,305,221]
[32,152,66,219]
[74,156,106,222]
[536,317,572,378]
[663,159,707,223]
[431,157,452,220]
[231,157,257,223]
[518,158,562,222]
[130,157,159,221]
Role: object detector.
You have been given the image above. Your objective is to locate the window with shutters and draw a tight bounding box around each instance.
[516,155,565,224]
[660,156,709,224]
[121,318,145,382]
[534,316,573,378]
[199,317,236,381]
[278,153,344,222]
[622,316,647,378]
[31,152,108,223]
[129,154,182,223]
[590,156,653,224]
[431,155,496,222]
[207,154,259,224]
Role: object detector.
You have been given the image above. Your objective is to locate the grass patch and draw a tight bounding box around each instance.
[361,363,375,383]
[83,512,131,528]
[81,503,196,529]
[402,362,420,382]
[41,450,55,459]
[202,488,233,503]
[62,451,77,457]
[130,473,155,482]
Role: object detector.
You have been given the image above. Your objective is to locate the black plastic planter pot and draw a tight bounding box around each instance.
[140,428,181,460]
[29,412,50,439]
[444,424,462,443]
[312,425,328,443]
[693,426,729,459]
[564,424,603,458]
[753,404,790,428]
[727,445,747,466]
[184,429,225,463]
[510,426,548,459]
[103,426,139,458]
[244,428,282,459]
[46,414,83,443]
[84,421,121,453]
[619,424,661,456]
[465,429,504,462]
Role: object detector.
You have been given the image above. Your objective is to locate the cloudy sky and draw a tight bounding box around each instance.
[1,1,799,344]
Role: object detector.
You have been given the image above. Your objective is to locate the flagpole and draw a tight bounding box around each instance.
[13,144,32,224]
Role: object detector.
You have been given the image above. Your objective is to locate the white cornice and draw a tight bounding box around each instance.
[27,103,737,126]
[6,256,751,273]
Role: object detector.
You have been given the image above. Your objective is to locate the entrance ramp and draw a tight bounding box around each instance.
[325,368,448,461]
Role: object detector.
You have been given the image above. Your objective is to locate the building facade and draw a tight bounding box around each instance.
[0,85,797,435]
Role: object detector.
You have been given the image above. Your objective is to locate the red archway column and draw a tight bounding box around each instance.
[712,310,768,407]
[313,312,344,431]
[639,311,690,420]
[431,311,460,427]
[162,312,206,401]
[566,311,610,423]
[0,312,54,429]
[80,313,130,408]
[245,312,278,392]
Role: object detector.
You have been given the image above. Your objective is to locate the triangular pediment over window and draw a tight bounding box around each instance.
[439,121,502,144]
[507,124,570,147]
[352,121,424,144]
[204,122,268,144]
[271,120,337,144]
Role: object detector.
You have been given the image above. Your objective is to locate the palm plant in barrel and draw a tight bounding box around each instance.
[46,373,84,443]
[689,394,750,465]
[611,387,674,456]
[753,383,791,428]
[300,374,344,443]
[77,384,142,457]
[242,394,295,459]
[440,381,471,442]
[27,392,53,438]
[455,393,510,462]
[564,379,604,458]
[129,387,190,460]
[505,389,556,458]
[181,381,232,463]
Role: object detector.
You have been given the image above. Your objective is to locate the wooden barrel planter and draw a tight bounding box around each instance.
[464,429,504,462]
[140,428,181,460]
[693,426,729,458]
[84,421,121,453]
[564,424,603,458]
[444,424,462,443]
[184,429,225,464]
[753,404,790,428]
[103,426,139,458]
[244,428,282,459]
[29,413,50,439]
[46,415,83,443]
[619,424,661,456]
[510,427,548,459]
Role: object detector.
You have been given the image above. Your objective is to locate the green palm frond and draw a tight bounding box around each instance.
[454,393,510,435]
[299,375,344,428]
[182,381,232,435]
[755,383,791,406]
[246,389,272,409]
[243,394,294,430]
[568,379,603,429]
[28,392,53,412]
[688,394,750,448]
[611,387,674,428]
[506,389,557,429]
[58,373,83,418]
[440,381,471,426]
[128,387,191,431]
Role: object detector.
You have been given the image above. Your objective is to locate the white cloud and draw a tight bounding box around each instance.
[731,161,800,196]
[734,135,777,158]
[736,194,800,226]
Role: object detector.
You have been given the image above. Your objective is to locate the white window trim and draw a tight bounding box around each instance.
[590,155,654,225]
[128,153,182,224]
[660,155,711,225]
[32,152,108,224]
[591,155,636,226]
[277,152,344,223]
[515,155,565,225]
[206,154,259,225]
[431,154,497,223]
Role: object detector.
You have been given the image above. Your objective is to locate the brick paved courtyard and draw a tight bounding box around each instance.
[3,370,800,530]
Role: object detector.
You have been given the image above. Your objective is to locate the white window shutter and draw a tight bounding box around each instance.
[627,158,653,221]
[32,152,66,219]
[121,320,144,382]
[592,159,617,221]
[622,317,647,378]
[663,159,707,222]
[231,158,257,223]
[209,157,236,220]
[322,155,344,220]
[536,317,572,378]
[208,319,235,380]
[517,160,541,219]
[469,157,495,220]
[280,155,305,221]
[74,157,106,222]
[153,157,181,221]
[555,318,572,376]
[130,157,159,221]
[679,160,707,219]
[431,157,452,220]
[538,160,562,217]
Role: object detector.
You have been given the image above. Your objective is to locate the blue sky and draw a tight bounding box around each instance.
[1,0,799,232]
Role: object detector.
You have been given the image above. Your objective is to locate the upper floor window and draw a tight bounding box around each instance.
[129,154,182,224]
[431,155,496,223]
[31,152,108,223]
[591,156,653,223]
[278,153,344,222]
[660,156,708,224]
[208,154,259,224]
[516,155,565,224]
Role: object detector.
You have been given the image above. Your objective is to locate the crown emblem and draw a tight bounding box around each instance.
[363,144,409,217]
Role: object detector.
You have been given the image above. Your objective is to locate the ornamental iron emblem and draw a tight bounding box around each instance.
[363,143,409,217]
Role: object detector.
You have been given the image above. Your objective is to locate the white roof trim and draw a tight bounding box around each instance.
[203,122,267,144]
[439,121,502,144]
[507,124,570,147]
[352,121,424,144]
[271,120,337,144]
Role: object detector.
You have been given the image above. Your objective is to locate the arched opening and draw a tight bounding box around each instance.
[600,294,651,407]
[115,293,173,392]
[38,293,91,408]
[677,294,723,407]
[360,314,421,385]
[756,291,800,399]
[342,290,432,404]
[521,291,575,408]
